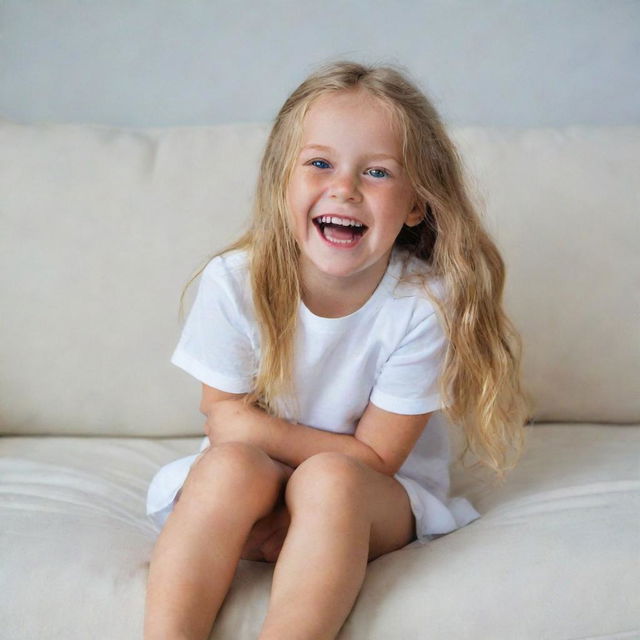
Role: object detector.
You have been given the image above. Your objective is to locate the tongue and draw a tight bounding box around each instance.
[324,224,355,241]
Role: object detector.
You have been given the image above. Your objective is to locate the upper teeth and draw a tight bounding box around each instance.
[317,216,364,227]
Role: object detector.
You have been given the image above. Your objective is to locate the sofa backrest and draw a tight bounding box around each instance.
[1,119,638,436]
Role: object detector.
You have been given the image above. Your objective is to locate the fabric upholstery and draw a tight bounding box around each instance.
[1,425,638,639]
[1,119,639,639]
[1,120,638,437]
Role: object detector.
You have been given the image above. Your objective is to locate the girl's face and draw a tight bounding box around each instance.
[286,90,423,292]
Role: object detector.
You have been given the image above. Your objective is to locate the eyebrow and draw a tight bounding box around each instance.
[300,144,401,164]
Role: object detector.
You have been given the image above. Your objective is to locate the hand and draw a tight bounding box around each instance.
[240,460,294,563]
[205,398,261,447]
[240,499,291,563]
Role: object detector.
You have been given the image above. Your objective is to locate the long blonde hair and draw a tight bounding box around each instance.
[179,60,533,484]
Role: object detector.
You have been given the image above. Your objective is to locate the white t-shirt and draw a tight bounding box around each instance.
[162,245,480,541]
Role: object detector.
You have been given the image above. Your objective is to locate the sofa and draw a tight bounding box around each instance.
[1,116,638,640]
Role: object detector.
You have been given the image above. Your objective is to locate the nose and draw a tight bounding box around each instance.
[328,171,362,203]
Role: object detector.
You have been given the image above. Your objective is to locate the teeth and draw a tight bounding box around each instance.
[325,236,354,244]
[318,216,363,228]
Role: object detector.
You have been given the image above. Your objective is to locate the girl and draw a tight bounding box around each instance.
[144,60,531,640]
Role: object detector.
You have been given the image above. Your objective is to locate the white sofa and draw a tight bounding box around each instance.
[1,117,638,640]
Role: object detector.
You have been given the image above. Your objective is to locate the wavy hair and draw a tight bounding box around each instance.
[179,60,533,484]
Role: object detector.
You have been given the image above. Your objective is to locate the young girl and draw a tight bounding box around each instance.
[144,60,531,640]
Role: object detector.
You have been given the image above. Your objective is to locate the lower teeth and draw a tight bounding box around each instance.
[326,235,354,244]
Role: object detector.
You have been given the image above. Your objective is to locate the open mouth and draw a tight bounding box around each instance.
[312,216,368,247]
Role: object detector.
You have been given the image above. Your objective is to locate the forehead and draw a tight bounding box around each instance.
[299,90,402,153]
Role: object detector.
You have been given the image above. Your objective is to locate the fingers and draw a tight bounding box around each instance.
[237,458,292,563]
[260,526,287,563]
[240,503,291,563]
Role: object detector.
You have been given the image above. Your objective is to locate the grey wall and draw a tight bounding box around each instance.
[1,0,638,128]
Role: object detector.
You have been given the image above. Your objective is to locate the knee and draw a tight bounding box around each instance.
[284,452,366,511]
[183,441,281,498]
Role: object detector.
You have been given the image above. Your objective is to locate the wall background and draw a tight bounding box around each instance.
[1,0,638,128]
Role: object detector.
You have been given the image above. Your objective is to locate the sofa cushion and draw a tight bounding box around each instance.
[1,424,638,639]
[1,119,638,436]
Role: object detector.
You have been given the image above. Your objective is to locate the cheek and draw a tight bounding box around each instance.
[287,194,305,230]
[285,188,308,238]
[286,176,304,206]
[288,176,320,216]
[383,187,415,217]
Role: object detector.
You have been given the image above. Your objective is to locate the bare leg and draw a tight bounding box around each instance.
[258,453,415,640]
[144,442,288,640]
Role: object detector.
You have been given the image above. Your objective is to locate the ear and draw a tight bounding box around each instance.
[404,200,425,228]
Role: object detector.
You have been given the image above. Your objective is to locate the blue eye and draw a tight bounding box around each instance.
[368,168,389,179]
[310,159,330,169]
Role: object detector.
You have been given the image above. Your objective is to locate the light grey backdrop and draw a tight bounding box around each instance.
[1,0,638,127]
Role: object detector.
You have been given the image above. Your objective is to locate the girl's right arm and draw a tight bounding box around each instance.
[200,382,296,478]
[200,383,247,427]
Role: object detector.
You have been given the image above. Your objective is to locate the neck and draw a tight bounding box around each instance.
[300,252,392,318]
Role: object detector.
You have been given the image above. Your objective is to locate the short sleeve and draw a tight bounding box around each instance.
[369,310,449,415]
[170,260,257,393]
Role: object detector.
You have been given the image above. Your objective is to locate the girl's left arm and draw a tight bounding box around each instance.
[207,398,433,477]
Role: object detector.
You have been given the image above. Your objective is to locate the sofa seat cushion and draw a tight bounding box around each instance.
[1,424,638,639]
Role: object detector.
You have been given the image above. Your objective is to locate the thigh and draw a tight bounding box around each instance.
[175,443,290,533]
[237,457,294,562]
[360,464,417,561]
[286,453,416,562]
[187,445,293,563]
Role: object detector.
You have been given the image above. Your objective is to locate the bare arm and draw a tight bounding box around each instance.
[207,395,433,477]
[200,383,296,476]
